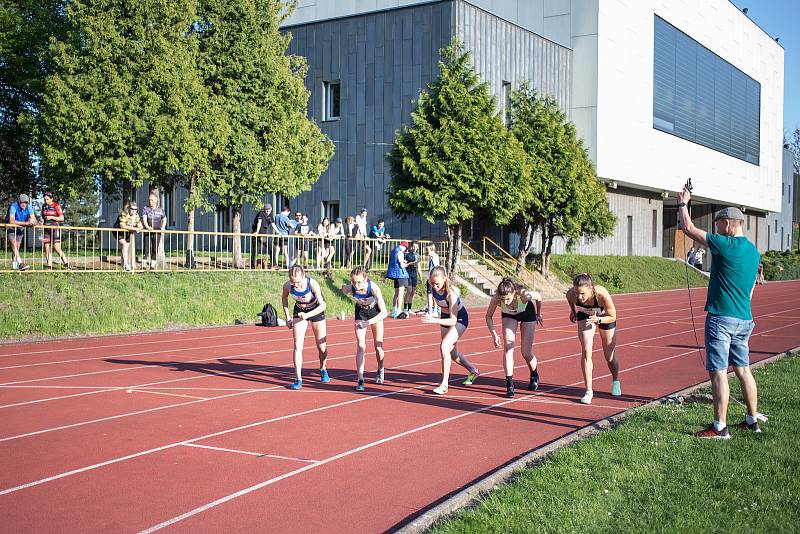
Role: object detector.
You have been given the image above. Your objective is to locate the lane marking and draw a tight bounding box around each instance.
[182,443,319,463]
[126,389,210,401]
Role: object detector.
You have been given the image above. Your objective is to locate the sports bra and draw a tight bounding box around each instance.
[351,281,377,309]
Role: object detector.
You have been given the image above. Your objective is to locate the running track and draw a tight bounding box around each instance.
[1,282,798,533]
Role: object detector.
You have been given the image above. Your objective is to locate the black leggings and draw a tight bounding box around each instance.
[143,233,159,261]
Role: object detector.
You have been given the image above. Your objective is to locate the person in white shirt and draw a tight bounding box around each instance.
[354,208,372,268]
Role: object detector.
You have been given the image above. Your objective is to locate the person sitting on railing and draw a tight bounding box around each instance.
[141,192,167,271]
[41,192,69,270]
[114,201,143,271]
[5,193,37,271]
[403,240,421,315]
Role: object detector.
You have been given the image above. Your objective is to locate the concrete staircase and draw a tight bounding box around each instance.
[456,250,569,301]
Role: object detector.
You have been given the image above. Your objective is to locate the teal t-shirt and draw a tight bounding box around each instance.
[705,233,760,320]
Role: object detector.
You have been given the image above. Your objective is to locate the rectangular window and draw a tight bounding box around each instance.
[653,16,760,165]
[162,187,175,227]
[502,81,512,126]
[274,193,286,212]
[322,201,339,222]
[652,209,658,248]
[323,81,340,121]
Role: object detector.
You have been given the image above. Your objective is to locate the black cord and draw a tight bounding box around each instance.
[682,229,706,367]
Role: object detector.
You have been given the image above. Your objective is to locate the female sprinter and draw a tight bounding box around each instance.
[421,266,480,395]
[281,265,330,390]
[485,278,543,398]
[341,266,388,391]
[566,273,622,404]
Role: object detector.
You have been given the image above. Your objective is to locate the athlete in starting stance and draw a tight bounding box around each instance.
[341,266,388,391]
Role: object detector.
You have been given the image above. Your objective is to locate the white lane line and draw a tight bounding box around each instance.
[0,312,794,497]
[126,389,210,401]
[0,300,721,386]
[137,344,710,533]
[182,443,319,463]
[0,292,698,358]
[0,293,720,371]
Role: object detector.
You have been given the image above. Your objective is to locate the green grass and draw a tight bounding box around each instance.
[431,353,800,533]
[0,271,428,339]
[548,254,709,293]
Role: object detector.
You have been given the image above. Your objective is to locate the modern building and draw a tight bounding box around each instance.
[101,0,787,257]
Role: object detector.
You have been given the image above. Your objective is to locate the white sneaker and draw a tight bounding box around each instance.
[580,390,593,405]
[11,259,18,270]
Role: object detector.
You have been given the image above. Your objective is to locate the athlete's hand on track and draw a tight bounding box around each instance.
[491,331,501,348]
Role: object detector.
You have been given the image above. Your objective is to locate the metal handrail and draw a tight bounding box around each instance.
[482,236,537,290]
[460,241,505,291]
[0,223,446,274]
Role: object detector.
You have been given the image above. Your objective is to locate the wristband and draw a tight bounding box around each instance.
[677,202,687,208]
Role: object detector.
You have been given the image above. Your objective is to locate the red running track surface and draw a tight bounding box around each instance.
[1,282,799,533]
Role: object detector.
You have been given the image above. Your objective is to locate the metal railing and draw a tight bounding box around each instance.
[0,223,446,274]
[482,236,537,290]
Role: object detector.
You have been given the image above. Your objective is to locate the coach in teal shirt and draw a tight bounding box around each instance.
[677,185,761,439]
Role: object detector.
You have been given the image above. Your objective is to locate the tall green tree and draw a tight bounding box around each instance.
[197,0,333,268]
[38,0,226,212]
[0,0,69,201]
[388,39,529,274]
[509,84,615,275]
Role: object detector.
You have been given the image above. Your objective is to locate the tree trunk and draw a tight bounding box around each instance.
[122,178,134,205]
[446,223,462,276]
[232,206,244,269]
[515,218,534,274]
[185,172,197,269]
[542,221,555,277]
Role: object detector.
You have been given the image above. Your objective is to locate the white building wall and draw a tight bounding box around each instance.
[594,0,784,213]
[766,148,795,250]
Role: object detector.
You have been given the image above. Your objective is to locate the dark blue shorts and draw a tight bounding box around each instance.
[440,307,469,328]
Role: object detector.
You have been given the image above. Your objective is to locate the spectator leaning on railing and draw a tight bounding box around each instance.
[41,192,69,270]
[141,193,167,271]
[115,201,143,271]
[251,204,274,269]
[5,194,37,271]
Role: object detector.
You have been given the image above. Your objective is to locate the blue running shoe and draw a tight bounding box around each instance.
[611,380,622,396]
[320,369,331,383]
[288,379,302,390]
[356,379,365,392]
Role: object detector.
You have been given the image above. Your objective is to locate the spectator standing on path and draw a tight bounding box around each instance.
[677,182,762,439]
[354,208,372,268]
[5,194,37,271]
[250,204,274,269]
[687,246,696,267]
[141,193,167,271]
[274,206,292,269]
[403,240,420,315]
[426,242,441,315]
[756,262,765,285]
[695,247,705,271]
[386,240,410,319]
[41,192,69,270]
[115,201,143,271]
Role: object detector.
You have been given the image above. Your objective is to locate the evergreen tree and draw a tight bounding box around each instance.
[196,0,334,268]
[509,84,615,275]
[388,39,529,274]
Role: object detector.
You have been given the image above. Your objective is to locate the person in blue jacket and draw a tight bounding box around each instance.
[386,240,410,319]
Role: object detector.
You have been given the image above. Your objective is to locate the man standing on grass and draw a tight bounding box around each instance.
[677,182,761,439]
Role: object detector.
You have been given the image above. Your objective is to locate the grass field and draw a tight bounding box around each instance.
[548,254,709,293]
[431,353,799,533]
[0,271,429,340]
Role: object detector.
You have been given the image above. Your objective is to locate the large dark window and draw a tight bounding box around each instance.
[653,16,760,165]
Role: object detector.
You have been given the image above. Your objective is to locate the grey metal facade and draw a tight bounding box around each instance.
[100,0,573,241]
[284,0,573,239]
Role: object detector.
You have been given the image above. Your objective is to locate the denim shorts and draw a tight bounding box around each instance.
[704,313,755,371]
